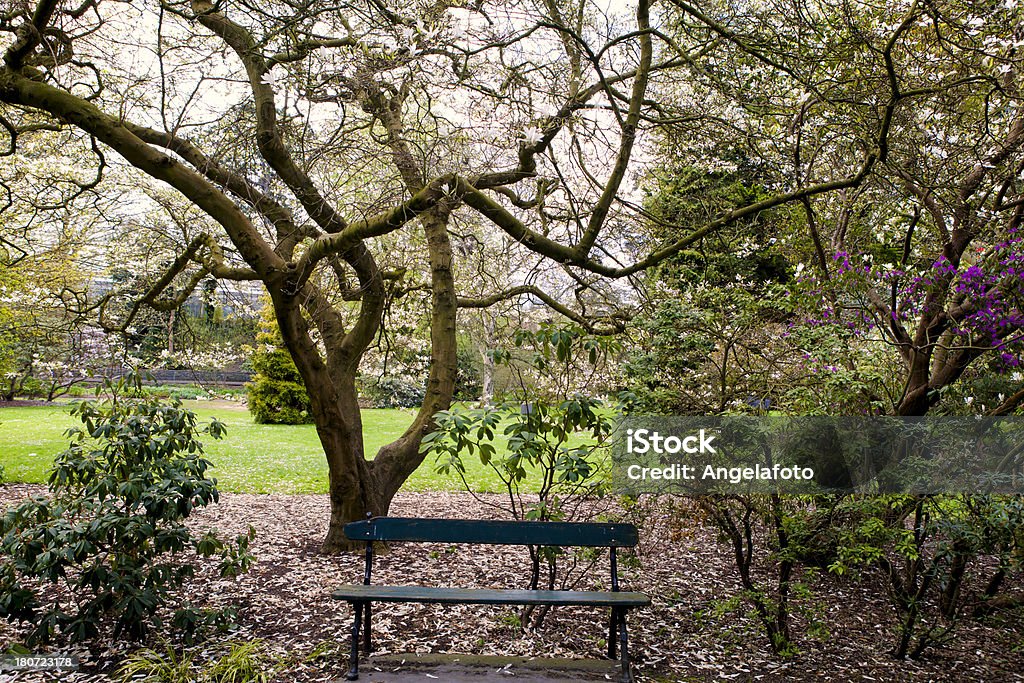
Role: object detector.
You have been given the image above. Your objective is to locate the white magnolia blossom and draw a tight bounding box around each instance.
[260,68,281,87]
[522,127,544,145]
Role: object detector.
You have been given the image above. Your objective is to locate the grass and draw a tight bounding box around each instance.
[0,401,525,494]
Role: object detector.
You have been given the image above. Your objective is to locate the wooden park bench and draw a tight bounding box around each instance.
[331,516,650,682]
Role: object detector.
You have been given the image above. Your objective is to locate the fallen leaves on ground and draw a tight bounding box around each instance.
[1,484,1022,682]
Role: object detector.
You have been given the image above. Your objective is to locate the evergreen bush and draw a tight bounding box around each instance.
[361,375,425,409]
[246,308,314,424]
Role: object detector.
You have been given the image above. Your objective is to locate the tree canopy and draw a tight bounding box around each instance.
[1,0,1021,549]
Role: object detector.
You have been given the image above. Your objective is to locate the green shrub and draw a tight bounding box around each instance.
[16,376,42,399]
[0,376,255,644]
[453,343,482,401]
[691,493,834,657]
[152,385,208,401]
[247,377,314,423]
[829,494,1024,659]
[136,385,246,402]
[246,309,313,424]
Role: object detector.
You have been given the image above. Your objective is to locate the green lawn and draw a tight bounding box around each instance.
[0,402,515,494]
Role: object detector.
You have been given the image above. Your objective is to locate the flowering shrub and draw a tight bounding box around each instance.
[786,229,1024,414]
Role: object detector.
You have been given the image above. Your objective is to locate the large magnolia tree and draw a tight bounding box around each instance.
[0,0,950,549]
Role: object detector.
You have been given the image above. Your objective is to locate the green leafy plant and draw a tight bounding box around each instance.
[423,325,620,528]
[829,494,1024,659]
[0,375,255,644]
[498,610,523,630]
[422,324,625,627]
[692,493,833,657]
[204,639,273,683]
[116,638,335,683]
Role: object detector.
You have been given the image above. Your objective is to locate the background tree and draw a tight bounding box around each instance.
[630,0,1024,418]
[624,161,796,414]
[631,1,1024,659]
[0,207,114,400]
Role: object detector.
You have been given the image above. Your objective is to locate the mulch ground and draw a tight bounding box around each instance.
[1,484,1022,682]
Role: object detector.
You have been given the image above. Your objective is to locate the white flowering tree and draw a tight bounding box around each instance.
[0,200,116,400]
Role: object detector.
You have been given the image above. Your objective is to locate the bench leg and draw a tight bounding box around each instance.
[364,602,372,654]
[608,607,619,659]
[346,602,363,681]
[619,610,634,683]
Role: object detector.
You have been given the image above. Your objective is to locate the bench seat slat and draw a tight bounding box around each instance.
[331,584,651,607]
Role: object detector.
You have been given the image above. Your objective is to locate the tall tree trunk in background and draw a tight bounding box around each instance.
[480,315,496,404]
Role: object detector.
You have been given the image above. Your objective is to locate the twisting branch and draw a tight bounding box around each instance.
[122,120,309,259]
[294,173,457,285]
[575,0,652,258]
[0,67,285,278]
[3,0,60,69]
[190,1,351,235]
[97,233,253,333]
[458,284,628,334]
[459,153,880,278]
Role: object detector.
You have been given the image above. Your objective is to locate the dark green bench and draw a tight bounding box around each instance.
[331,516,649,682]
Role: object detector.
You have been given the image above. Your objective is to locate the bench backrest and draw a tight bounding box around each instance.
[344,517,639,548]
